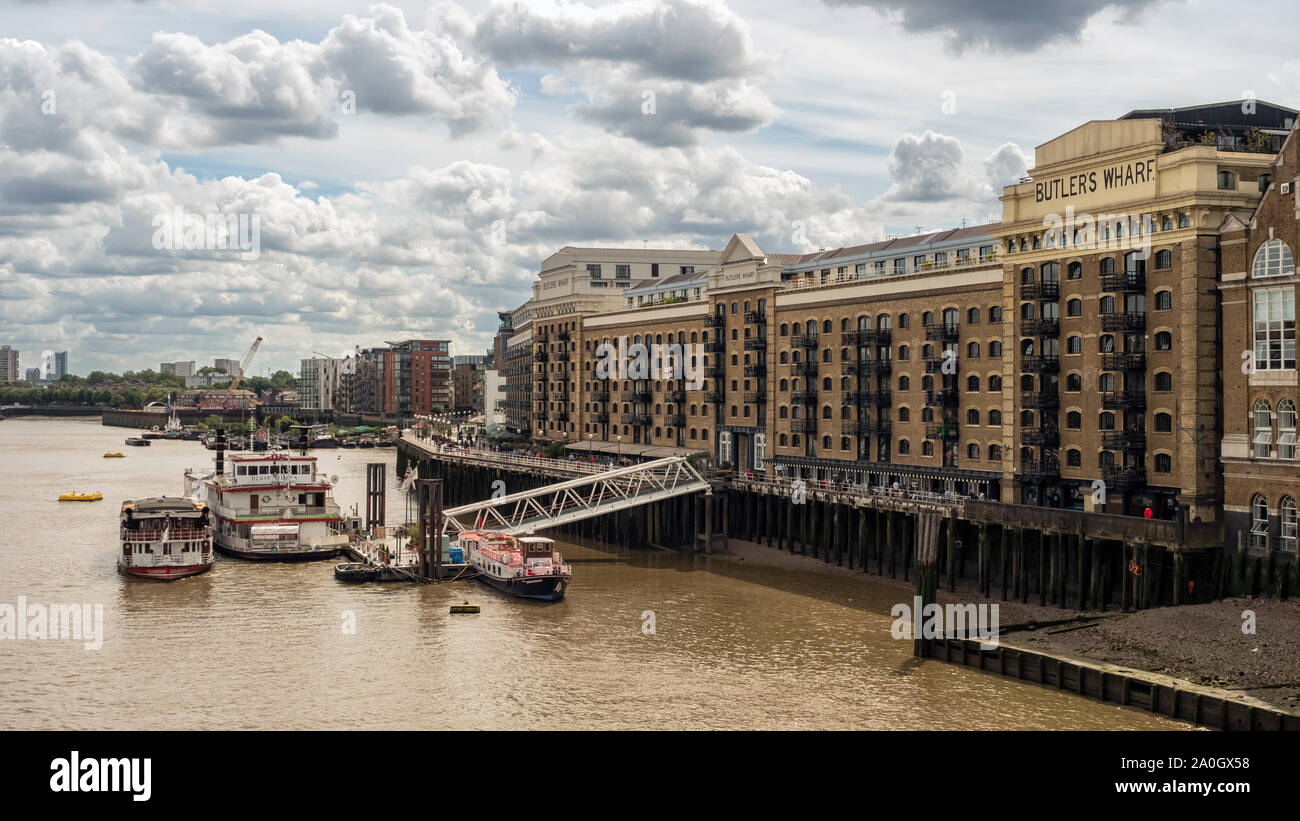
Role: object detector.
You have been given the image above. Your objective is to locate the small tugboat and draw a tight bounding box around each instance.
[59,491,103,502]
[119,497,214,580]
[458,531,571,601]
[125,437,151,447]
[333,562,376,583]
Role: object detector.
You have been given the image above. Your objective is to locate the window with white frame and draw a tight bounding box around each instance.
[1251,494,1269,550]
[1253,288,1296,370]
[1251,239,1295,278]
[1284,496,1294,555]
[1253,399,1272,458]
[1282,497,1298,554]
[1279,400,1297,459]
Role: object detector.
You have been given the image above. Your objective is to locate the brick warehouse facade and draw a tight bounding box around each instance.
[499,101,1300,577]
[1220,118,1300,568]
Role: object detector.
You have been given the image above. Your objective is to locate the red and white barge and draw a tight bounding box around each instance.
[184,451,348,561]
[118,497,214,580]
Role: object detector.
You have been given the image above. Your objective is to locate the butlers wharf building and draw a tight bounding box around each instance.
[485,100,1300,603]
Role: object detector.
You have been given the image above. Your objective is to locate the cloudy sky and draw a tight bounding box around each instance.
[1,0,1297,375]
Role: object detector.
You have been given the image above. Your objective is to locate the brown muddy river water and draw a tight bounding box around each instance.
[0,418,1186,729]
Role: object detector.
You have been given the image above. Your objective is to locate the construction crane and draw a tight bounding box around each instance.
[224,336,264,410]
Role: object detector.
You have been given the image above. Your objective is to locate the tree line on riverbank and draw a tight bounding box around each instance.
[1,367,297,409]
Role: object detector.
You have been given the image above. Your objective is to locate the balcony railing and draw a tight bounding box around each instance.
[533,350,548,362]
[592,411,609,423]
[704,390,724,403]
[790,390,817,405]
[555,411,570,423]
[666,413,685,427]
[1100,271,1145,293]
[925,389,959,408]
[1019,457,1061,479]
[789,361,817,377]
[704,341,726,354]
[744,310,766,324]
[743,390,766,404]
[1020,426,1060,447]
[621,413,651,426]
[1020,354,1060,373]
[1019,318,1060,337]
[925,423,959,441]
[1022,391,1059,409]
[923,357,956,374]
[861,389,891,406]
[704,314,725,328]
[704,364,726,380]
[1102,464,1147,487]
[556,330,572,342]
[553,350,570,362]
[1100,352,1146,371]
[1101,311,1146,332]
[630,390,652,403]
[1101,430,1147,450]
[790,333,820,349]
[924,322,959,342]
[1021,281,1060,300]
[1101,390,1147,411]
[744,364,768,378]
[862,360,893,376]
[665,388,686,404]
[790,418,818,433]
[743,337,768,351]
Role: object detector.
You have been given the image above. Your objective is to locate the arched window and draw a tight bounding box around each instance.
[1154,453,1171,472]
[1282,497,1298,554]
[989,341,1003,358]
[1154,372,1172,391]
[1279,400,1297,459]
[967,341,980,358]
[1098,372,1115,393]
[921,441,934,456]
[1252,239,1295,278]
[1155,412,1172,432]
[1254,399,1272,458]
[898,407,910,422]
[967,443,980,460]
[1099,257,1115,275]
[1154,250,1172,270]
[921,407,934,423]
[967,375,980,392]
[1066,449,1082,467]
[898,375,910,391]
[1066,373,1082,392]
[1099,295,1115,314]
[1067,261,1082,280]
[988,445,1002,461]
[898,345,910,361]
[1155,332,1172,350]
[822,435,832,450]
[1067,411,1081,429]
[1099,450,1115,468]
[967,408,980,425]
[989,409,1002,425]
[1067,335,1082,354]
[989,305,1002,323]
[1155,290,1172,310]
[1067,298,1082,317]
[898,439,910,455]
[1099,411,1115,430]
[1251,494,1269,550]
[989,374,1002,391]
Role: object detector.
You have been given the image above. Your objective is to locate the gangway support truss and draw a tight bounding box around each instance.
[440,456,708,539]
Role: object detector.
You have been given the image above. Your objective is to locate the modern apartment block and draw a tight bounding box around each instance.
[0,346,18,383]
[355,339,451,419]
[510,100,1298,538]
[298,356,351,410]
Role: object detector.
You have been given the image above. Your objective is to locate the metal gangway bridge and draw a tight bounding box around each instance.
[439,455,709,540]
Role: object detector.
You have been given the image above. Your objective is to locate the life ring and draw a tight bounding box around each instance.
[262,494,272,503]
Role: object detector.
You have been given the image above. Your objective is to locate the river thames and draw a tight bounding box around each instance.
[0,417,1186,729]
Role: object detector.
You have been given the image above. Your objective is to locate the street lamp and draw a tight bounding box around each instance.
[617,434,622,462]
[587,432,593,461]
